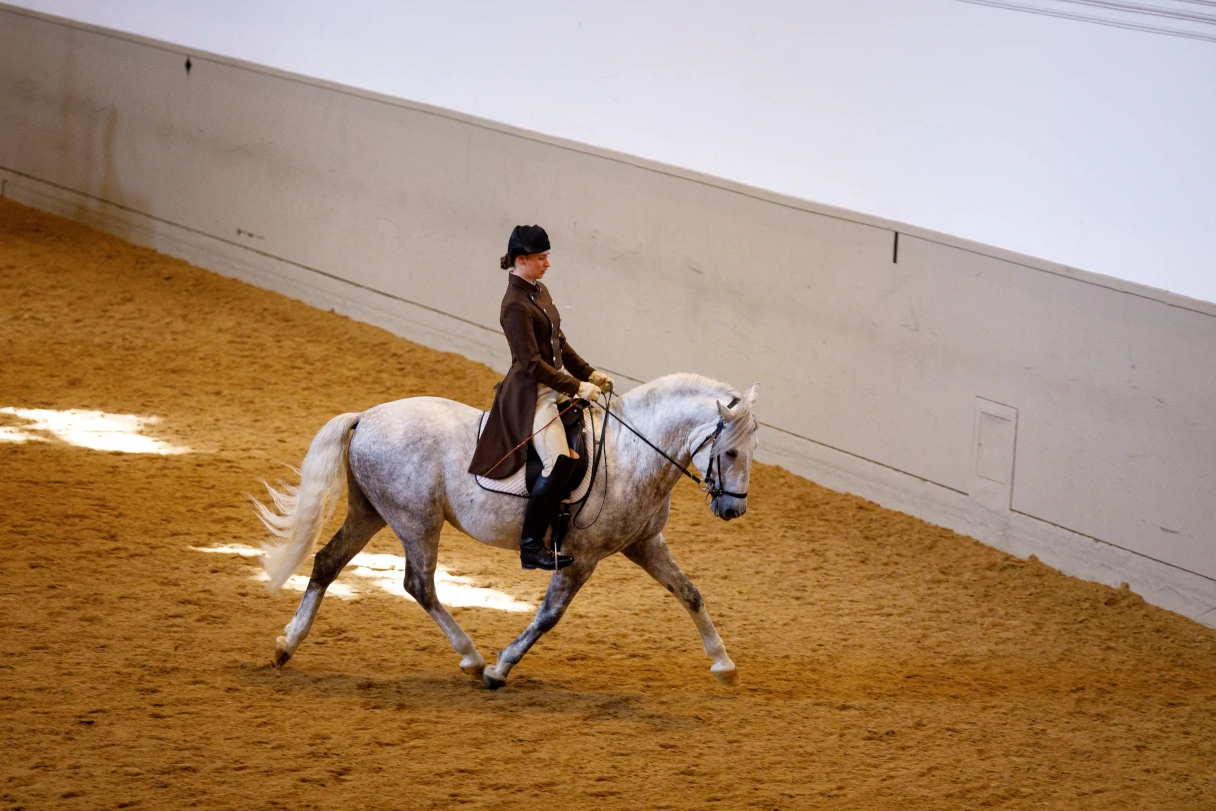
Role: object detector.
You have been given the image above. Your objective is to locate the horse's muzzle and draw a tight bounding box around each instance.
[712,496,747,521]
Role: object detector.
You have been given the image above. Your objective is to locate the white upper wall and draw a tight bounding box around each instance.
[11,0,1216,304]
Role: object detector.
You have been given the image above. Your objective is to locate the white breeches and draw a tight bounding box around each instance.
[533,385,571,476]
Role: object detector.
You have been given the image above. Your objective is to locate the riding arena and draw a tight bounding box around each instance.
[3,4,1216,807]
[3,200,1214,809]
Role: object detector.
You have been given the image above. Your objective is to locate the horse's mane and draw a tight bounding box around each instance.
[622,372,738,408]
[619,373,756,449]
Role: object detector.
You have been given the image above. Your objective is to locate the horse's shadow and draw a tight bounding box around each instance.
[229,660,712,730]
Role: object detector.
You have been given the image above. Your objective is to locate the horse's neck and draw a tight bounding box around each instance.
[612,393,716,491]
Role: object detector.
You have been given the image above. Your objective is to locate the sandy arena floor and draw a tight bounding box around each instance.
[1,198,1215,810]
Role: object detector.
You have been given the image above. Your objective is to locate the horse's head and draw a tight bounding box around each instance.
[692,383,760,521]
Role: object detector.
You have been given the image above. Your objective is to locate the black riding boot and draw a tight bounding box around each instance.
[520,454,577,571]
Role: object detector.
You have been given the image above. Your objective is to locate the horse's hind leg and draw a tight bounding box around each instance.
[623,533,739,686]
[274,478,385,666]
[393,517,486,679]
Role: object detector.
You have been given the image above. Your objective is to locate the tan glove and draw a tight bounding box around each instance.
[576,381,601,402]
[589,370,614,394]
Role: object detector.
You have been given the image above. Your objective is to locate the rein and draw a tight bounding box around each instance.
[478,388,750,537]
[590,395,749,501]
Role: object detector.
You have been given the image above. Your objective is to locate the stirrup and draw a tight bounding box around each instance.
[520,538,573,570]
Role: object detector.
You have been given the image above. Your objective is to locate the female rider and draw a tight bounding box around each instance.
[467,225,613,571]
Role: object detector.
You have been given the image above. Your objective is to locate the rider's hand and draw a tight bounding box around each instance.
[589,371,614,394]
[576,381,601,402]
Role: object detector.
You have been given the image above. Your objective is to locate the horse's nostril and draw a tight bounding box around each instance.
[723,508,739,520]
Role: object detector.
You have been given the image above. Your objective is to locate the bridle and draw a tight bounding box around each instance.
[591,394,750,501]
[691,396,750,500]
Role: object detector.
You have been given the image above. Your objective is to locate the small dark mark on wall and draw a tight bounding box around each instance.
[893,231,900,264]
[236,228,265,241]
[185,57,192,76]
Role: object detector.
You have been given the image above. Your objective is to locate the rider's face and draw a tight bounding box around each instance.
[514,251,550,282]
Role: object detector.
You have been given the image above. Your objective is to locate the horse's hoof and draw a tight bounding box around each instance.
[712,665,740,687]
[459,652,485,679]
[273,637,293,668]
[483,670,506,690]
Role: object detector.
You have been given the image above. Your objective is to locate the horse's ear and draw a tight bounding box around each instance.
[745,383,760,405]
[717,399,732,420]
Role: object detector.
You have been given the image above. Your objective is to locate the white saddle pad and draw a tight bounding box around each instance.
[473,411,597,500]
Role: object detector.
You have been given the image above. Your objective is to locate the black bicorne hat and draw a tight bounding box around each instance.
[507,224,550,261]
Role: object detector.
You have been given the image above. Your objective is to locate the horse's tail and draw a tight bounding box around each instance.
[253,412,363,592]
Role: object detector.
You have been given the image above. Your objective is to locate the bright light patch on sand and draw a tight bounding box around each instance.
[0,408,191,454]
[191,544,534,612]
[0,425,46,443]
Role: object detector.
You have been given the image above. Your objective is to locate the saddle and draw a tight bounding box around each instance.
[472,403,596,501]
[525,400,589,496]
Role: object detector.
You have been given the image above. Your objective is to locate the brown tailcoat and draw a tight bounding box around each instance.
[468,273,595,478]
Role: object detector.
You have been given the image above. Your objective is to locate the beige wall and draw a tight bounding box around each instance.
[3,6,1214,623]
[9,0,1216,305]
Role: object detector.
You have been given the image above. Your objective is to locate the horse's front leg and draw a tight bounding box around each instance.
[623,533,739,686]
[483,560,596,689]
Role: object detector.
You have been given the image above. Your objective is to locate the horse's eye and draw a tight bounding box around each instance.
[725,449,738,459]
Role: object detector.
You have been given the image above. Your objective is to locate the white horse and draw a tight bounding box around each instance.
[255,373,759,689]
